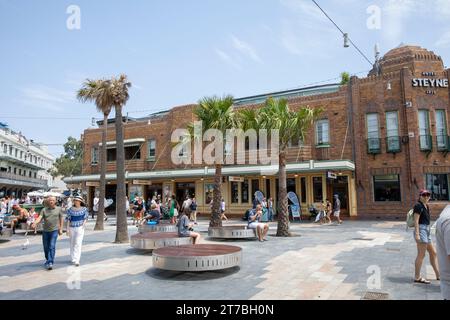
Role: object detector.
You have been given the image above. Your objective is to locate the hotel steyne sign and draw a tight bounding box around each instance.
[412,72,449,95]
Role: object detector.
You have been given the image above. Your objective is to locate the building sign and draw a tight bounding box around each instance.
[327,171,337,179]
[133,180,152,185]
[86,182,100,187]
[229,176,245,182]
[412,72,449,95]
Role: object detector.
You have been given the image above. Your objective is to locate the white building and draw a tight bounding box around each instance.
[0,122,55,198]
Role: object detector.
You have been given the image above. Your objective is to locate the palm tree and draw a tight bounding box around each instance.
[110,74,132,243]
[77,79,114,231]
[192,95,236,228]
[257,98,321,236]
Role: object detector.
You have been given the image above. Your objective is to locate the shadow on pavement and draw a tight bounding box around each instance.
[145,266,240,281]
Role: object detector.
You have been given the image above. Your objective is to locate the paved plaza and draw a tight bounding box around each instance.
[0,218,443,300]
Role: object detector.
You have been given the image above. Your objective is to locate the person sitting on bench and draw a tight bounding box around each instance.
[141,204,161,225]
[10,204,29,234]
[177,209,200,244]
[248,204,269,242]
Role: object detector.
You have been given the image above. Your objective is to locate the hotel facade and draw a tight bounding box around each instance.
[66,45,450,218]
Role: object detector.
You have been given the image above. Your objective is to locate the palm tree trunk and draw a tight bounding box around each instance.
[276,149,290,237]
[114,106,129,243]
[94,113,108,230]
[210,164,222,228]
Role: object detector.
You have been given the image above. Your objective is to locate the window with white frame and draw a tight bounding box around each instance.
[418,110,431,150]
[386,112,400,152]
[91,147,98,164]
[315,120,329,146]
[148,139,156,160]
[367,113,380,152]
[436,110,448,149]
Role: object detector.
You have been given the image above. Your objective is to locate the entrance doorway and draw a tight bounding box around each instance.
[327,176,349,216]
[175,182,195,205]
[146,184,163,201]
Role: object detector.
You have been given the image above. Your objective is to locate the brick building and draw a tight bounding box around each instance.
[66,45,450,218]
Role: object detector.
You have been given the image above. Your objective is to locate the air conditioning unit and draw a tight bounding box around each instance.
[405,101,412,108]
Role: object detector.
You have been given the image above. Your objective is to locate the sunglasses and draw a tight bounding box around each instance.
[421,194,431,197]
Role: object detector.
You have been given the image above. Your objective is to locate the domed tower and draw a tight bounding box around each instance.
[368,44,445,76]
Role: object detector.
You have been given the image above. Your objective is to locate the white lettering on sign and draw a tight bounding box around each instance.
[412,78,449,88]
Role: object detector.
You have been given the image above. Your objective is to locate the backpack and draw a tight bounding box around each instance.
[190,201,197,211]
[406,209,415,230]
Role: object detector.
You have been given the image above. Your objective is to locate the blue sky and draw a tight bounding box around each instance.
[1,0,450,158]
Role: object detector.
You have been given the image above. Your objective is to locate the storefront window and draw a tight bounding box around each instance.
[242,180,249,203]
[204,183,214,205]
[300,177,307,203]
[373,175,401,201]
[287,178,296,194]
[252,179,260,194]
[231,182,239,203]
[425,174,449,201]
[313,177,323,202]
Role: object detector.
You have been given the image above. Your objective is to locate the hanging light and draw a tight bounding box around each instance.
[343,33,350,48]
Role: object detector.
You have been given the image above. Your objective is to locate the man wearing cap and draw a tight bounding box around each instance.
[413,189,440,284]
[32,196,64,270]
[436,205,450,299]
[65,195,89,267]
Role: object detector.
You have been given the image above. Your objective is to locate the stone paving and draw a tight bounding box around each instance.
[0,218,444,300]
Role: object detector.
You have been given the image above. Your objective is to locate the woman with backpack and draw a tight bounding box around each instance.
[413,189,440,284]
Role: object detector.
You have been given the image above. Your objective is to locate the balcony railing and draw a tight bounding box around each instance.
[436,135,450,152]
[0,171,48,188]
[419,135,433,152]
[386,136,402,153]
[367,138,381,154]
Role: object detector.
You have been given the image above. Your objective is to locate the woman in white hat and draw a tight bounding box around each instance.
[65,195,89,266]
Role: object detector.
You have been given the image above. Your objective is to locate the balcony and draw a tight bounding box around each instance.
[419,135,433,152]
[367,138,381,154]
[0,152,45,170]
[386,136,402,154]
[0,171,48,189]
[436,135,450,152]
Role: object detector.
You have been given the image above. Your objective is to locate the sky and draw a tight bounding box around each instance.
[1,0,450,158]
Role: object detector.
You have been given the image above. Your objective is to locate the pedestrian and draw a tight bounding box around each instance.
[248,204,269,242]
[325,199,332,224]
[65,195,88,267]
[436,205,450,299]
[268,197,274,222]
[181,196,192,220]
[190,196,198,225]
[169,195,179,224]
[333,194,343,225]
[413,189,440,284]
[220,198,228,221]
[31,196,64,270]
[92,194,99,219]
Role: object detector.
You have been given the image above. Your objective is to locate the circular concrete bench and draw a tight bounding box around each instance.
[152,244,242,272]
[130,232,193,250]
[0,228,13,240]
[138,223,177,234]
[208,225,257,239]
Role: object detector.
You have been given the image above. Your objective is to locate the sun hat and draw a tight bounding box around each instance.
[73,195,85,205]
[419,189,431,196]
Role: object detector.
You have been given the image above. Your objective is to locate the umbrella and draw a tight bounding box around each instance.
[43,192,64,198]
[27,191,43,197]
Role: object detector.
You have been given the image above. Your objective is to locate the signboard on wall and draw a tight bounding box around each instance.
[86,182,100,187]
[327,171,337,179]
[133,180,152,185]
[229,176,245,182]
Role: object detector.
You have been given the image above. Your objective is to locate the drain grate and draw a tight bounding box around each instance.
[362,292,389,300]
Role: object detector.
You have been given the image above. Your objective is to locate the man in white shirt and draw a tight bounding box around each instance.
[181,196,192,217]
[436,205,450,300]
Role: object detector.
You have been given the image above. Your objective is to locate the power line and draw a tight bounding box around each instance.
[311,0,373,66]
